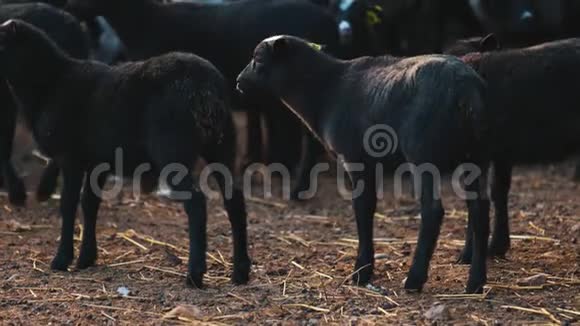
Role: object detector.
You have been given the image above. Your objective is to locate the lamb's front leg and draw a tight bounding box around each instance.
[0,86,26,206]
[457,220,473,264]
[51,164,83,271]
[405,173,444,292]
[291,129,316,201]
[77,172,107,269]
[350,171,377,286]
[246,110,263,164]
[0,160,26,207]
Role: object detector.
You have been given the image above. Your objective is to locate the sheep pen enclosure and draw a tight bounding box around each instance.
[1,117,579,325]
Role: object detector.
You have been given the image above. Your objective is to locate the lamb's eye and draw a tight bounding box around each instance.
[252,58,265,71]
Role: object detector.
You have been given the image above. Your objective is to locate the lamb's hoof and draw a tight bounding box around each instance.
[186,273,204,289]
[231,259,251,285]
[51,253,73,271]
[36,182,57,202]
[456,249,472,265]
[466,280,485,294]
[574,168,580,182]
[76,251,97,270]
[36,175,58,202]
[488,239,510,258]
[403,275,425,293]
[290,178,313,201]
[36,189,52,202]
[352,263,373,286]
[290,189,305,201]
[8,180,27,207]
[232,269,250,285]
[9,190,27,207]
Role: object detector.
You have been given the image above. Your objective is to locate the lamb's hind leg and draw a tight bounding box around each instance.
[465,165,490,294]
[177,175,207,289]
[37,161,61,202]
[349,171,377,286]
[405,173,444,292]
[488,161,512,258]
[153,150,207,288]
[203,165,251,284]
[574,160,580,181]
[203,124,251,284]
[460,161,511,263]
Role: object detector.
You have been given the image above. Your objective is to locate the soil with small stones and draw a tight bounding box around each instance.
[1,125,579,325]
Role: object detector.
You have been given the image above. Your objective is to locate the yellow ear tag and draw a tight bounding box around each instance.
[308,42,323,51]
[366,8,382,26]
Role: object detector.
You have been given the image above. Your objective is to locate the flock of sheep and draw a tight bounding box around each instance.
[0,0,579,296]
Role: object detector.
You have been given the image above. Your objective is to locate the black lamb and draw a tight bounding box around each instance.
[237,35,491,293]
[448,36,580,263]
[0,2,89,206]
[0,19,250,288]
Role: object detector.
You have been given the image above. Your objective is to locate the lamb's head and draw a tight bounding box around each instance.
[0,20,68,79]
[236,35,329,99]
[443,34,501,56]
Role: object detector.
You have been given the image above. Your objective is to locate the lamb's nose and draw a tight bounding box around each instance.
[236,81,244,94]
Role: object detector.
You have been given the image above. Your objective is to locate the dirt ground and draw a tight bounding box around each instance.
[1,124,579,325]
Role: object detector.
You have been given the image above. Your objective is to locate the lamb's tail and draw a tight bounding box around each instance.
[466,79,488,141]
[456,73,490,157]
[190,86,234,148]
[197,90,238,174]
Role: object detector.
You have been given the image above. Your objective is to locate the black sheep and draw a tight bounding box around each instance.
[0,2,89,206]
[237,35,491,293]
[466,0,578,45]
[448,37,580,263]
[0,0,67,7]
[0,19,250,288]
[321,0,389,58]
[65,0,340,200]
[1,0,126,64]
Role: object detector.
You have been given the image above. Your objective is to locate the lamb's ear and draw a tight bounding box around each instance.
[272,37,289,59]
[0,20,19,34]
[366,4,383,26]
[0,20,18,49]
[307,42,324,52]
[479,34,501,52]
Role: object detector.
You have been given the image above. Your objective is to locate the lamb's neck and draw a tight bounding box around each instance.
[278,59,345,151]
[7,60,83,124]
